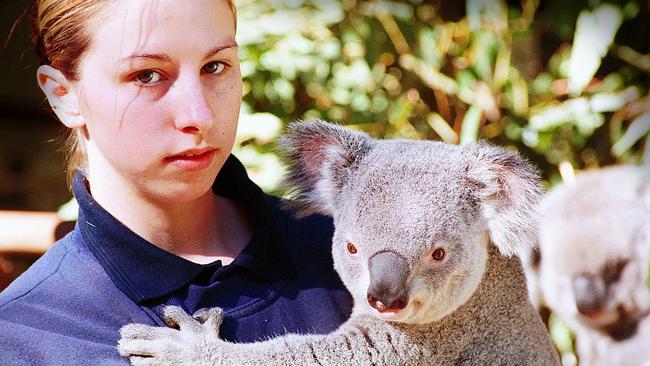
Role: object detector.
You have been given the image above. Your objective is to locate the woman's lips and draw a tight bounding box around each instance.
[165,149,217,172]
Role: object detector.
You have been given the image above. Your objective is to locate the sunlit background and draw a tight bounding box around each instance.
[1,1,648,364]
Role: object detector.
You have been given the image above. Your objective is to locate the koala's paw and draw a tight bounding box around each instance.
[118,306,227,366]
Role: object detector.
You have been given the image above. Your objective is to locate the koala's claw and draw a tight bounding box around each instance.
[161,305,199,331]
[193,307,225,331]
[118,306,228,365]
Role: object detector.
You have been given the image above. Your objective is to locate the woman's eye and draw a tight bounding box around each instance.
[202,61,225,74]
[432,248,446,261]
[135,70,161,84]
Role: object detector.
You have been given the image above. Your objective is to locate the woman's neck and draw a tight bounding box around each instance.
[87,170,253,265]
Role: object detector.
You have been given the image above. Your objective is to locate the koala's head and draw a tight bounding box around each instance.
[280,119,542,325]
[538,166,650,340]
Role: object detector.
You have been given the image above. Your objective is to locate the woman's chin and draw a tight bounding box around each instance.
[144,178,216,204]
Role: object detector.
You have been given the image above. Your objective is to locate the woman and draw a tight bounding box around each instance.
[0,0,352,364]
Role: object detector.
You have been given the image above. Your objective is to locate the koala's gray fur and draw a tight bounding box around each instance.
[118,119,559,365]
[537,165,650,366]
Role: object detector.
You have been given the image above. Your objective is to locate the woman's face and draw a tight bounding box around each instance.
[74,0,241,202]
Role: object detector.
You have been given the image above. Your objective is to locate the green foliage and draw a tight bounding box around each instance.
[549,313,578,366]
[234,0,649,194]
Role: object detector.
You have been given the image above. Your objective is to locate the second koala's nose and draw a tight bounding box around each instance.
[367,250,409,313]
[573,274,607,316]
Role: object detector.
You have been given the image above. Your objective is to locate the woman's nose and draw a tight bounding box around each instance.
[173,78,215,134]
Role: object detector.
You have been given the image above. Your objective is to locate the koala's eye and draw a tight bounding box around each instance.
[432,248,446,261]
[346,242,358,255]
[603,260,628,284]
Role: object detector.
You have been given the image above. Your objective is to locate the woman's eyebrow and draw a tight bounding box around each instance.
[120,53,171,64]
[119,40,238,65]
[204,40,238,59]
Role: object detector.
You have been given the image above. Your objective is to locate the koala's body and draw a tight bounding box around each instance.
[119,120,559,365]
[537,165,650,366]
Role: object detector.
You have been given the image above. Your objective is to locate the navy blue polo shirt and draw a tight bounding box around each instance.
[0,155,352,365]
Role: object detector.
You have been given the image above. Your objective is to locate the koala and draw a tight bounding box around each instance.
[537,165,650,366]
[118,119,559,365]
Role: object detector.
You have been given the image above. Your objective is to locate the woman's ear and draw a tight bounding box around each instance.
[36,65,85,128]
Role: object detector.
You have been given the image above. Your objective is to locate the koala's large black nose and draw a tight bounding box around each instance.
[367,250,409,313]
[573,274,607,316]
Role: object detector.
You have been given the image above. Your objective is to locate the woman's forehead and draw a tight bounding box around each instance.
[88,0,236,61]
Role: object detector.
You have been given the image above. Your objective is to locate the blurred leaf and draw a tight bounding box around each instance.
[233,145,284,193]
[236,112,282,145]
[521,127,539,148]
[493,41,510,89]
[530,99,587,131]
[589,87,639,113]
[509,67,529,116]
[549,313,574,354]
[597,73,625,93]
[622,0,641,19]
[456,70,478,105]
[418,28,443,68]
[466,0,507,31]
[460,106,482,144]
[471,32,497,82]
[574,111,604,136]
[504,120,523,140]
[532,72,553,95]
[529,96,611,135]
[611,112,650,157]
[568,4,623,95]
[273,78,295,101]
[427,113,458,144]
[400,54,459,96]
[612,45,650,73]
[351,92,371,111]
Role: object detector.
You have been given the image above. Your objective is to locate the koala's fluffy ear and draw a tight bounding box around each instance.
[279,119,373,217]
[465,142,543,256]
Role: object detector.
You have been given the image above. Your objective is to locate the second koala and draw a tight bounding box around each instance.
[119,120,559,365]
[537,165,650,366]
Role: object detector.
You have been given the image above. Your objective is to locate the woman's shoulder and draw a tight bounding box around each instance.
[0,233,79,307]
[1,231,96,307]
[0,230,150,365]
[0,230,143,322]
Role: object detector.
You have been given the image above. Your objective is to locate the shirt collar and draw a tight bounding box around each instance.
[74,154,296,304]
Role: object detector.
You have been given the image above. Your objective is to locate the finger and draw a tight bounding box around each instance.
[117,338,170,358]
[163,306,201,333]
[120,323,179,341]
[202,307,225,334]
[129,356,164,366]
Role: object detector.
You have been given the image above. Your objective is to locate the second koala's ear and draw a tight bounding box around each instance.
[465,142,543,256]
[279,119,373,217]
